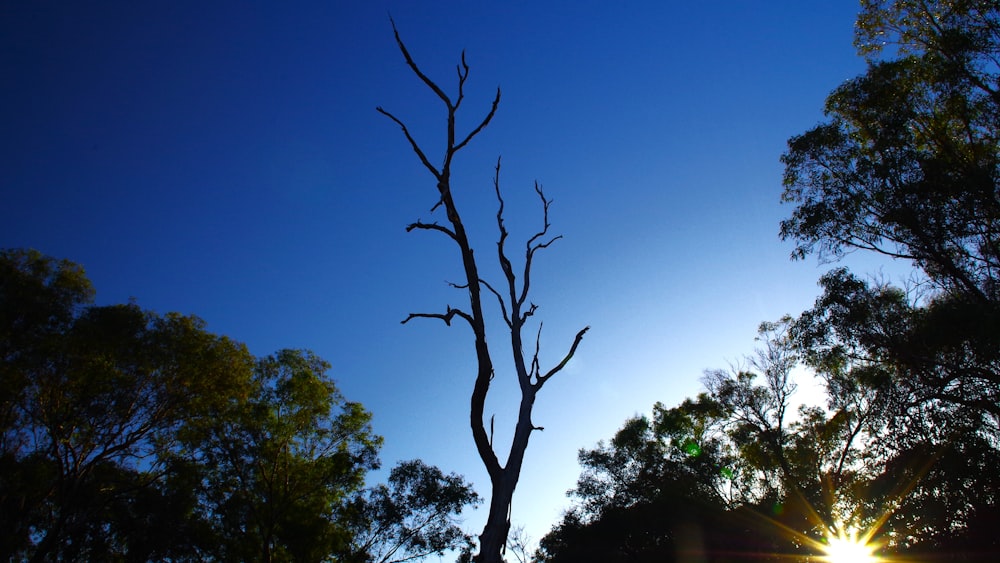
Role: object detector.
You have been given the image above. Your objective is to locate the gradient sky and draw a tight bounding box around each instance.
[2,0,904,551]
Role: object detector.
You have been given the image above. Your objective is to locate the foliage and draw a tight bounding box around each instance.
[1,249,257,560]
[536,328,825,562]
[777,3,1000,556]
[0,249,477,562]
[541,3,1000,558]
[344,459,479,563]
[780,0,1000,420]
[541,318,999,560]
[783,1,1000,299]
[178,349,382,562]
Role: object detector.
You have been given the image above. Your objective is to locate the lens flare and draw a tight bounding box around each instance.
[822,528,879,563]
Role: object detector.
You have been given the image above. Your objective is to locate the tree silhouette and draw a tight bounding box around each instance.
[1,249,480,562]
[781,0,1000,416]
[378,20,588,563]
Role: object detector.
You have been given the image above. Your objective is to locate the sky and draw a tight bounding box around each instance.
[1,0,907,553]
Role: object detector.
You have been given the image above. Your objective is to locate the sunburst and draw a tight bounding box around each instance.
[820,526,880,563]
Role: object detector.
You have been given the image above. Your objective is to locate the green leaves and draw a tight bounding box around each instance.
[781,8,1000,553]
[0,249,258,561]
[783,3,1000,304]
[543,3,1000,560]
[0,249,477,562]
[346,459,480,563]
[178,348,382,562]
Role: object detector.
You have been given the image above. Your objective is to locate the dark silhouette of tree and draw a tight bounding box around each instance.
[538,313,999,560]
[176,349,382,562]
[344,459,480,563]
[0,249,480,562]
[781,0,1000,416]
[539,2,1000,560]
[780,3,1000,556]
[535,370,819,563]
[0,249,257,561]
[377,21,588,563]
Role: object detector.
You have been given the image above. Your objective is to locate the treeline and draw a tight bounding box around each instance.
[536,1,1000,561]
[0,248,478,562]
[537,321,999,561]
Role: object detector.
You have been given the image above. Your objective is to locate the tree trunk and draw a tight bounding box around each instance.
[477,474,515,563]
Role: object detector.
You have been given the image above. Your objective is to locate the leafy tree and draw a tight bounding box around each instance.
[178,349,381,562]
[783,0,1000,296]
[780,0,1000,416]
[536,391,814,563]
[378,22,588,563]
[780,3,1000,554]
[535,335,786,561]
[1,249,94,556]
[0,249,257,561]
[537,325,908,561]
[700,323,800,503]
[344,459,479,563]
[541,2,1000,560]
[1,249,92,459]
[569,398,731,520]
[1,249,479,562]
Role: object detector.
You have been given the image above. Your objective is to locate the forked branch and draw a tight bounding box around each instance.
[401,306,474,328]
[406,220,457,241]
[535,326,590,389]
[491,159,563,322]
[380,21,587,563]
[388,16,453,107]
[376,107,441,180]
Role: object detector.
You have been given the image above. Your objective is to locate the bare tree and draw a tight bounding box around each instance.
[505,525,534,563]
[377,21,588,563]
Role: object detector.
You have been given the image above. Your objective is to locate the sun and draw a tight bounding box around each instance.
[821,528,879,563]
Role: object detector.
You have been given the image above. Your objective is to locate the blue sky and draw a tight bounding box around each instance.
[2,0,901,551]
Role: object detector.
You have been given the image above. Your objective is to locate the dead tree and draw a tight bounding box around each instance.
[377,23,588,563]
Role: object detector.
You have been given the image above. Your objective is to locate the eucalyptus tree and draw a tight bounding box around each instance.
[344,459,480,563]
[0,249,256,562]
[178,349,382,563]
[1,249,480,562]
[781,0,1000,419]
[378,22,588,563]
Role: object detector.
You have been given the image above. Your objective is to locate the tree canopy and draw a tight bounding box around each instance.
[0,248,478,562]
[539,2,1000,561]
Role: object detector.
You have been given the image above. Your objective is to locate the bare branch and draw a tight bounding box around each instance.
[453,51,468,112]
[376,107,441,181]
[525,181,554,250]
[535,326,590,389]
[479,278,513,328]
[406,220,457,241]
[454,87,501,153]
[519,303,537,326]
[401,306,473,328]
[513,183,563,308]
[493,158,519,313]
[388,16,452,107]
[530,324,542,381]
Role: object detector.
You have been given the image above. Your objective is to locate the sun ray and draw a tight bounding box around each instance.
[821,526,880,563]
